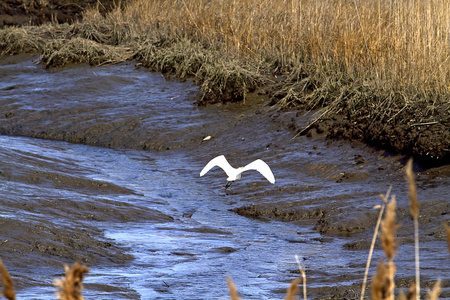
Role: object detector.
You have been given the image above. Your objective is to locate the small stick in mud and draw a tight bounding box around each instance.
[445,224,450,254]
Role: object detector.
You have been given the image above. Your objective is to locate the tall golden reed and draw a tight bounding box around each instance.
[0,259,16,300]
[54,262,89,300]
[121,0,449,96]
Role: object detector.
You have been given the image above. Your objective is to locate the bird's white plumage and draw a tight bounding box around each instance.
[200,155,275,184]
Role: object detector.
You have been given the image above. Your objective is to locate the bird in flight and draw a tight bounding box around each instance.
[200,155,275,189]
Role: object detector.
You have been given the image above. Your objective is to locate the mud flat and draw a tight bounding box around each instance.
[0,56,449,298]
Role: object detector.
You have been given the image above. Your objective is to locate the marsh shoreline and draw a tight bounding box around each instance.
[1,1,449,167]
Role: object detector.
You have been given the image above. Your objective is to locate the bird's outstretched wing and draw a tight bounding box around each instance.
[200,155,235,178]
[241,159,275,183]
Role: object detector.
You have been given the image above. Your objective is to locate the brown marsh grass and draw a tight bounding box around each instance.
[1,0,449,106]
[118,0,450,104]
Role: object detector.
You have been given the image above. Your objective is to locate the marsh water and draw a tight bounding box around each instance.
[0,55,448,299]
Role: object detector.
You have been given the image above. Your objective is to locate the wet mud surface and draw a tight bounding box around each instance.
[0,55,449,299]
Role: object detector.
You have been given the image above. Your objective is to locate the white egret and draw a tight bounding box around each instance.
[200,155,275,189]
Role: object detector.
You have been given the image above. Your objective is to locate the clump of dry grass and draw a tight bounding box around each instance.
[0,27,41,56]
[0,259,15,300]
[40,37,134,68]
[54,262,89,300]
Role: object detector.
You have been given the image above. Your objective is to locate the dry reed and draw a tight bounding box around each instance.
[121,0,450,97]
[226,276,241,300]
[294,254,306,300]
[427,280,442,300]
[285,278,301,300]
[380,196,398,261]
[0,259,15,300]
[372,195,398,300]
[360,186,391,299]
[406,159,420,300]
[54,262,89,300]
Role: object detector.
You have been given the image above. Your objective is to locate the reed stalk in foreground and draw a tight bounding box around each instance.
[294,255,307,300]
[360,186,391,299]
[226,276,241,300]
[371,195,398,300]
[427,280,442,300]
[405,159,420,300]
[0,259,16,300]
[54,262,89,300]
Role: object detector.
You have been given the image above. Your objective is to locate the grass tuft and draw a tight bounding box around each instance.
[40,37,133,68]
[0,27,41,56]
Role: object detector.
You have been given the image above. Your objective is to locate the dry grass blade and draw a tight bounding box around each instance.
[360,186,392,300]
[427,280,441,300]
[226,276,241,300]
[54,262,89,300]
[285,278,301,300]
[294,255,307,300]
[0,259,16,300]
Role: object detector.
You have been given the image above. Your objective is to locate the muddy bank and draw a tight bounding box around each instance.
[0,0,123,27]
